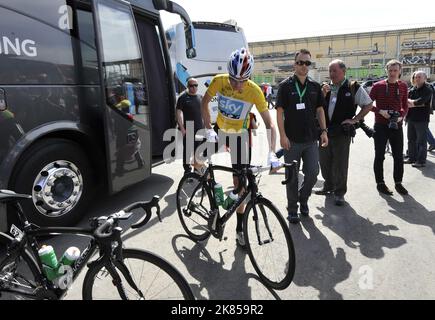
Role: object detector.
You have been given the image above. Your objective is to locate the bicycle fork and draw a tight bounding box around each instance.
[252,199,274,246]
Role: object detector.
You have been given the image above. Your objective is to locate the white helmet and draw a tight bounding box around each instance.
[227,48,254,81]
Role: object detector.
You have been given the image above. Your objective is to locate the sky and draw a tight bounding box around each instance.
[161,0,435,43]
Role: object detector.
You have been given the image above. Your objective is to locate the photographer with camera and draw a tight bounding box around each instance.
[405,71,433,168]
[315,60,373,206]
[369,60,409,196]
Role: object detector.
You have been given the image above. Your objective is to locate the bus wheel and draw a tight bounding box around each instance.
[9,138,95,227]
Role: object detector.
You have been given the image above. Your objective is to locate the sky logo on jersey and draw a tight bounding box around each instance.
[218,95,245,120]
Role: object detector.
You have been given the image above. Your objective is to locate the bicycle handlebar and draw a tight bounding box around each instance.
[94,218,115,240]
[93,196,161,240]
[129,196,161,229]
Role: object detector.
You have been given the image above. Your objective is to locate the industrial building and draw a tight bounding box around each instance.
[249,26,435,86]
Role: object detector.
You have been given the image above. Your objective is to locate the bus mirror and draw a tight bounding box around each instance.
[0,89,7,112]
[154,0,197,59]
[153,0,170,11]
[185,24,196,59]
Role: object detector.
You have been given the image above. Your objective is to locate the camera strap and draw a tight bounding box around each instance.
[385,81,400,101]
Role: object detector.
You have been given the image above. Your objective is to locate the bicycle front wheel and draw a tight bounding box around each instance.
[244,198,295,290]
[82,249,194,300]
[176,173,212,242]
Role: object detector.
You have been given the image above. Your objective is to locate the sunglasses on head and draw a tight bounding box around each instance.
[295,60,312,67]
[188,84,198,88]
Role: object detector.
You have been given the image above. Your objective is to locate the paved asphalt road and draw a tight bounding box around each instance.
[60,110,435,300]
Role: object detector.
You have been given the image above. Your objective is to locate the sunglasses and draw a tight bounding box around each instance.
[295,60,312,67]
[188,84,198,88]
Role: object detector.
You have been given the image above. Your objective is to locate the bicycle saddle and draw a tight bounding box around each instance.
[0,190,32,203]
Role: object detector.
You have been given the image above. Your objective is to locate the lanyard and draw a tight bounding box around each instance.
[295,81,307,103]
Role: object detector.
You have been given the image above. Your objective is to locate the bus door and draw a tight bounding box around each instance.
[92,0,151,193]
[135,16,174,159]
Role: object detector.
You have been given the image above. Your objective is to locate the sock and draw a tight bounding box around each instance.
[236,213,243,233]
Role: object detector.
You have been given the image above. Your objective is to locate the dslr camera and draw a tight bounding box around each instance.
[342,120,375,138]
[387,110,401,130]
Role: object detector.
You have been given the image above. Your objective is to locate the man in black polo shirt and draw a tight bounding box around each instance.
[176,78,204,174]
[315,60,373,206]
[276,49,328,224]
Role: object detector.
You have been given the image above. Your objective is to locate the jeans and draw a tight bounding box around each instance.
[284,141,319,213]
[428,128,435,146]
[407,120,428,164]
[374,124,404,184]
[319,135,352,196]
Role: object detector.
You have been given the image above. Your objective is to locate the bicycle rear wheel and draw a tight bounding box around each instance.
[243,198,295,290]
[82,249,194,300]
[0,233,43,300]
[176,173,212,242]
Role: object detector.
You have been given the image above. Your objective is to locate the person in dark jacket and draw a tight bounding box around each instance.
[405,71,433,168]
[315,60,373,206]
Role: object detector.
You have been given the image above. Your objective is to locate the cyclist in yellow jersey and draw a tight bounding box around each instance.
[201,48,279,248]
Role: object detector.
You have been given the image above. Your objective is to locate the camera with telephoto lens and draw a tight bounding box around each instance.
[342,120,375,139]
[387,110,401,130]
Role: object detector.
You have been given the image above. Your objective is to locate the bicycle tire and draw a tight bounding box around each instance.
[243,198,295,290]
[82,249,194,300]
[176,173,212,242]
[0,233,43,300]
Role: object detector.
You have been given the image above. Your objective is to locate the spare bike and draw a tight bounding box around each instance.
[176,161,297,290]
[0,190,194,300]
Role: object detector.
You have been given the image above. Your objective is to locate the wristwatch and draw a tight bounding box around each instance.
[320,128,328,134]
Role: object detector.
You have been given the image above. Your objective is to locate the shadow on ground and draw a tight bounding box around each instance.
[171,235,281,300]
[316,197,407,259]
[289,217,352,300]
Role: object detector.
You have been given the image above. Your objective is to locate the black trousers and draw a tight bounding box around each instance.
[319,134,352,196]
[373,123,404,184]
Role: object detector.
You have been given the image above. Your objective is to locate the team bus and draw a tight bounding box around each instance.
[0,0,196,230]
[165,20,248,122]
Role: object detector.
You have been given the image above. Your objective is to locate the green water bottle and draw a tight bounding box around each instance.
[214,183,225,207]
[59,247,81,267]
[38,245,59,281]
[223,191,239,210]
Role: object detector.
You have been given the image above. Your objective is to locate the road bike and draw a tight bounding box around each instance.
[176,161,297,290]
[0,190,194,300]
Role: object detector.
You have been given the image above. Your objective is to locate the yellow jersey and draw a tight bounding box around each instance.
[206,74,267,132]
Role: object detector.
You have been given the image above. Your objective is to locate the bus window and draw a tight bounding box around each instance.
[96,0,149,126]
[76,9,99,85]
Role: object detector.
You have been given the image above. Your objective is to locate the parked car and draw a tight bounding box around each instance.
[362,77,387,94]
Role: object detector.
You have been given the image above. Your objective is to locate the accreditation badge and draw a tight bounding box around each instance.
[296,103,306,110]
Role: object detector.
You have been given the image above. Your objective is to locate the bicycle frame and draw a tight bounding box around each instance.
[1,195,162,300]
[0,225,98,300]
[186,163,262,240]
[184,159,297,242]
